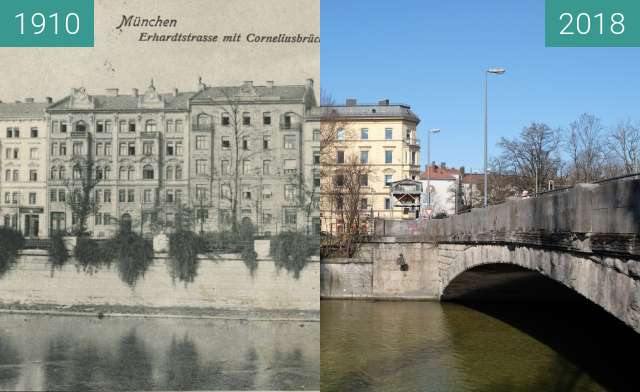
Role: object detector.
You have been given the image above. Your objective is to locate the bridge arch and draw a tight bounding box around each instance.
[438,244,640,332]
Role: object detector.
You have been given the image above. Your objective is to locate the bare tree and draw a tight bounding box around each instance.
[565,113,607,183]
[64,155,100,236]
[608,120,640,175]
[498,122,562,192]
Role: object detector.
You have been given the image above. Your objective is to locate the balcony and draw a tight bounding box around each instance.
[141,131,159,139]
[280,123,302,132]
[70,131,87,139]
[405,138,420,147]
[192,124,213,132]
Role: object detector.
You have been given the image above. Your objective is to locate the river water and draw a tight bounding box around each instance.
[321,299,640,392]
[0,314,319,391]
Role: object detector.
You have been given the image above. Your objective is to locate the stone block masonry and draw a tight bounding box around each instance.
[0,255,319,312]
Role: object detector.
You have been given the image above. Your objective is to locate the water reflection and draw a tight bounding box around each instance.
[0,314,319,391]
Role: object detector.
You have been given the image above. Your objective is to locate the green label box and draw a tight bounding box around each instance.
[0,0,94,47]
[546,0,640,47]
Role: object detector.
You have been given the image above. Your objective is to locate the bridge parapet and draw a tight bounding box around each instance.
[375,179,640,257]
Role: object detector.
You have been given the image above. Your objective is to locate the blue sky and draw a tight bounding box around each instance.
[321,0,640,172]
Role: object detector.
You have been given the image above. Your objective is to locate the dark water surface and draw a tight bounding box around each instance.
[321,297,640,392]
[0,314,319,391]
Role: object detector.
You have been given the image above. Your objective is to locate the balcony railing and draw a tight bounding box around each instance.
[70,131,87,138]
[405,138,420,146]
[192,124,214,132]
[280,123,302,131]
[141,131,159,139]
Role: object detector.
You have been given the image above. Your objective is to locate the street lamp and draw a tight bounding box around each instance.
[484,67,506,207]
[426,128,441,209]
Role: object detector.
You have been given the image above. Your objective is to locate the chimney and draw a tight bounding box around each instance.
[346,98,357,106]
[378,99,390,106]
[173,88,179,97]
[132,88,139,97]
[25,98,35,103]
[105,88,119,96]
[242,81,253,88]
[45,97,53,104]
[306,78,314,89]
[266,80,274,88]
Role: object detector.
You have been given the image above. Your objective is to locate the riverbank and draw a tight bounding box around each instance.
[0,302,320,322]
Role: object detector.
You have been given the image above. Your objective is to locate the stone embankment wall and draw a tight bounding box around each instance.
[0,253,319,312]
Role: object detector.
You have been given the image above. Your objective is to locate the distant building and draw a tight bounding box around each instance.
[0,99,50,238]
[419,163,463,217]
[319,98,421,233]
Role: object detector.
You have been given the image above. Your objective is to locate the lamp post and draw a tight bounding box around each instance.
[484,67,506,207]
[426,128,441,209]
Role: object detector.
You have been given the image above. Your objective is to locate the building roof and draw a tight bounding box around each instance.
[48,92,196,111]
[419,165,462,181]
[191,84,308,103]
[0,102,48,118]
[308,103,420,123]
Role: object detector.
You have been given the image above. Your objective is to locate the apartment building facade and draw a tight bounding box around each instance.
[0,100,50,238]
[46,82,194,238]
[188,79,317,235]
[320,99,421,233]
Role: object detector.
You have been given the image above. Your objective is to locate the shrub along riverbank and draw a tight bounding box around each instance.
[0,228,25,278]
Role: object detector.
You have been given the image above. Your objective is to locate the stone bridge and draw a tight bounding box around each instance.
[321,178,640,332]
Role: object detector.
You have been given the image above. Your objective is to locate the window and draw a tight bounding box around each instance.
[119,120,127,133]
[104,190,111,202]
[262,185,272,200]
[30,148,39,160]
[334,174,344,187]
[31,127,38,138]
[360,150,369,164]
[263,136,271,150]
[284,135,296,149]
[145,120,157,133]
[4,193,9,204]
[128,142,136,156]
[221,160,230,176]
[166,120,174,133]
[336,151,344,164]
[313,151,320,165]
[143,142,153,156]
[313,172,321,188]
[221,113,230,126]
[263,112,271,125]
[30,170,38,182]
[385,198,392,210]
[219,209,232,225]
[51,143,59,157]
[242,185,252,200]
[166,142,174,156]
[337,128,345,140]
[195,185,207,202]
[59,167,65,179]
[313,129,320,141]
[73,142,83,156]
[119,190,126,203]
[52,122,59,134]
[242,112,251,126]
[385,128,393,140]
[284,208,297,225]
[143,165,154,180]
[284,159,297,174]
[221,136,230,149]
[96,143,103,156]
[385,150,393,164]
[60,121,67,133]
[59,189,66,202]
[242,136,249,150]
[4,149,9,160]
[175,120,183,133]
[127,189,135,202]
[119,166,127,180]
[128,166,135,180]
[242,159,251,175]
[105,121,112,133]
[263,211,273,224]
[196,160,207,175]
[60,143,66,156]
[50,190,57,202]
[11,192,18,204]
[175,165,183,180]
[283,114,292,128]
[75,122,86,133]
[360,198,368,210]
[5,170,9,181]
[129,121,136,133]
[13,148,19,159]
[73,165,82,179]
[104,166,111,180]
[360,174,368,187]
[221,184,231,199]
[119,143,127,156]
[361,128,368,139]
[175,142,183,156]
[28,193,36,205]
[95,213,103,225]
[166,166,174,181]
[263,160,271,175]
[384,175,393,187]
[12,170,19,182]
[96,121,104,133]
[196,136,208,150]
[144,189,153,203]
[95,190,102,203]
[284,184,296,200]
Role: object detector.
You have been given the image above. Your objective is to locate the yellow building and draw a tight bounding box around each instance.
[319,98,421,234]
